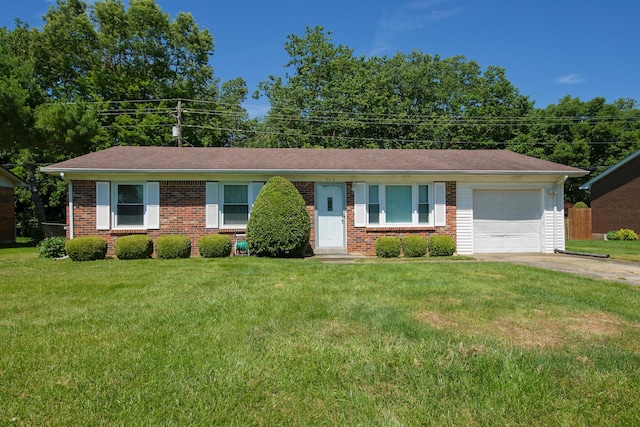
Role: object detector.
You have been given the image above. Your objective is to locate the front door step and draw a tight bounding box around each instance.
[313,247,348,255]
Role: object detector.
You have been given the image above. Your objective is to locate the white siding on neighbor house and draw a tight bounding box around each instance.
[456,183,474,255]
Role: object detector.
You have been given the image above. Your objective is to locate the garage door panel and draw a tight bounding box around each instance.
[473,190,543,253]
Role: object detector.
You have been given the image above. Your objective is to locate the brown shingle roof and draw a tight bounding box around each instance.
[41,146,587,176]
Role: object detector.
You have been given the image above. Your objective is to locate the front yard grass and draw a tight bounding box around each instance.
[1,247,640,425]
[566,239,640,262]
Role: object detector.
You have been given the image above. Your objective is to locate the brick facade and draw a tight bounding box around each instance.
[0,187,16,243]
[590,155,640,234]
[69,180,457,257]
[346,181,456,255]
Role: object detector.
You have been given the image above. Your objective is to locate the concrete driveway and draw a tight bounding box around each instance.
[474,253,640,286]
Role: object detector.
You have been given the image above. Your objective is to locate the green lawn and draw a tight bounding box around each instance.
[2,247,640,425]
[566,239,640,262]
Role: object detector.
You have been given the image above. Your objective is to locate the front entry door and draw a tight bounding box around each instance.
[316,184,346,248]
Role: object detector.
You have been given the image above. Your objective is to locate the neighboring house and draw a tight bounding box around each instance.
[579,149,640,235]
[41,146,587,256]
[0,166,27,243]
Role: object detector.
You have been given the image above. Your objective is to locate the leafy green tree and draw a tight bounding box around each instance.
[254,27,534,149]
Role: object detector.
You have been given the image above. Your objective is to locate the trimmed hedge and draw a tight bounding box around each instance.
[428,235,456,257]
[246,176,311,258]
[402,235,427,257]
[198,234,232,258]
[114,235,154,260]
[65,236,108,261]
[375,236,401,258]
[156,234,192,259]
[38,236,67,258]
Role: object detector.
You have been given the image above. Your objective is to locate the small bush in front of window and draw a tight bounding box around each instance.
[198,234,232,258]
[38,236,67,258]
[114,235,153,260]
[401,235,427,257]
[247,176,311,258]
[156,235,192,259]
[375,236,401,258]
[614,229,639,241]
[428,235,456,257]
[65,236,108,261]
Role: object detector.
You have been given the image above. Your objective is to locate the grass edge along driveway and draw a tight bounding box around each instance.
[1,248,639,426]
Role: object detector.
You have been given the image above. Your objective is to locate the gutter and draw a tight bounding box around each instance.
[553,175,568,252]
[59,173,74,239]
[40,167,589,177]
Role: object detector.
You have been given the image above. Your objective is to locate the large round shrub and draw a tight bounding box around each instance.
[65,236,108,261]
[246,177,311,258]
[428,235,456,257]
[156,234,192,259]
[198,234,232,258]
[114,235,153,260]
[375,236,401,258]
[401,235,427,257]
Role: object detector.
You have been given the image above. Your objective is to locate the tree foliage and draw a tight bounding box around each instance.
[1,0,247,234]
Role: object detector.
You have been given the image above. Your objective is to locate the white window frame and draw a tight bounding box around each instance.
[366,183,434,227]
[109,182,159,230]
[219,182,264,229]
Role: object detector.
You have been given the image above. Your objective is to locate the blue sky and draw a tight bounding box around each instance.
[2,0,639,117]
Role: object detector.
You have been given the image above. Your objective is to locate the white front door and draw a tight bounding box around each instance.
[316,184,346,248]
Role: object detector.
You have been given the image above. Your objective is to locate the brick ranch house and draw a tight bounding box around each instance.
[41,146,587,256]
[0,166,27,244]
[580,149,640,236]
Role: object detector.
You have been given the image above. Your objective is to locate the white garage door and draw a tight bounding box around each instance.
[473,190,543,253]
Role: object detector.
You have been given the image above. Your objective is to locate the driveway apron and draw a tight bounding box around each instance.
[475,253,640,286]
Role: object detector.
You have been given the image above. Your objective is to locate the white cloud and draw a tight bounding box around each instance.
[556,74,586,85]
[370,1,461,56]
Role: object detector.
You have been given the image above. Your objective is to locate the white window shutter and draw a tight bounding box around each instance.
[250,182,265,209]
[146,182,160,229]
[434,182,446,226]
[96,182,111,230]
[206,182,219,228]
[354,182,366,227]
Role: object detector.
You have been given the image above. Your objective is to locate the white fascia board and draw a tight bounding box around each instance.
[40,167,588,178]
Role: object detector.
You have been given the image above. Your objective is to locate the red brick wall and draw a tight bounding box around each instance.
[72,180,227,256]
[0,187,16,243]
[292,182,316,251]
[346,181,457,255]
[591,156,640,234]
[69,180,458,257]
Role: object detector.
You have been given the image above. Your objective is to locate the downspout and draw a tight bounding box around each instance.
[60,173,74,239]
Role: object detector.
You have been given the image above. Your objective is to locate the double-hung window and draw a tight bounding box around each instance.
[363,183,435,226]
[223,184,249,225]
[212,182,264,228]
[95,182,159,230]
[116,184,144,227]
